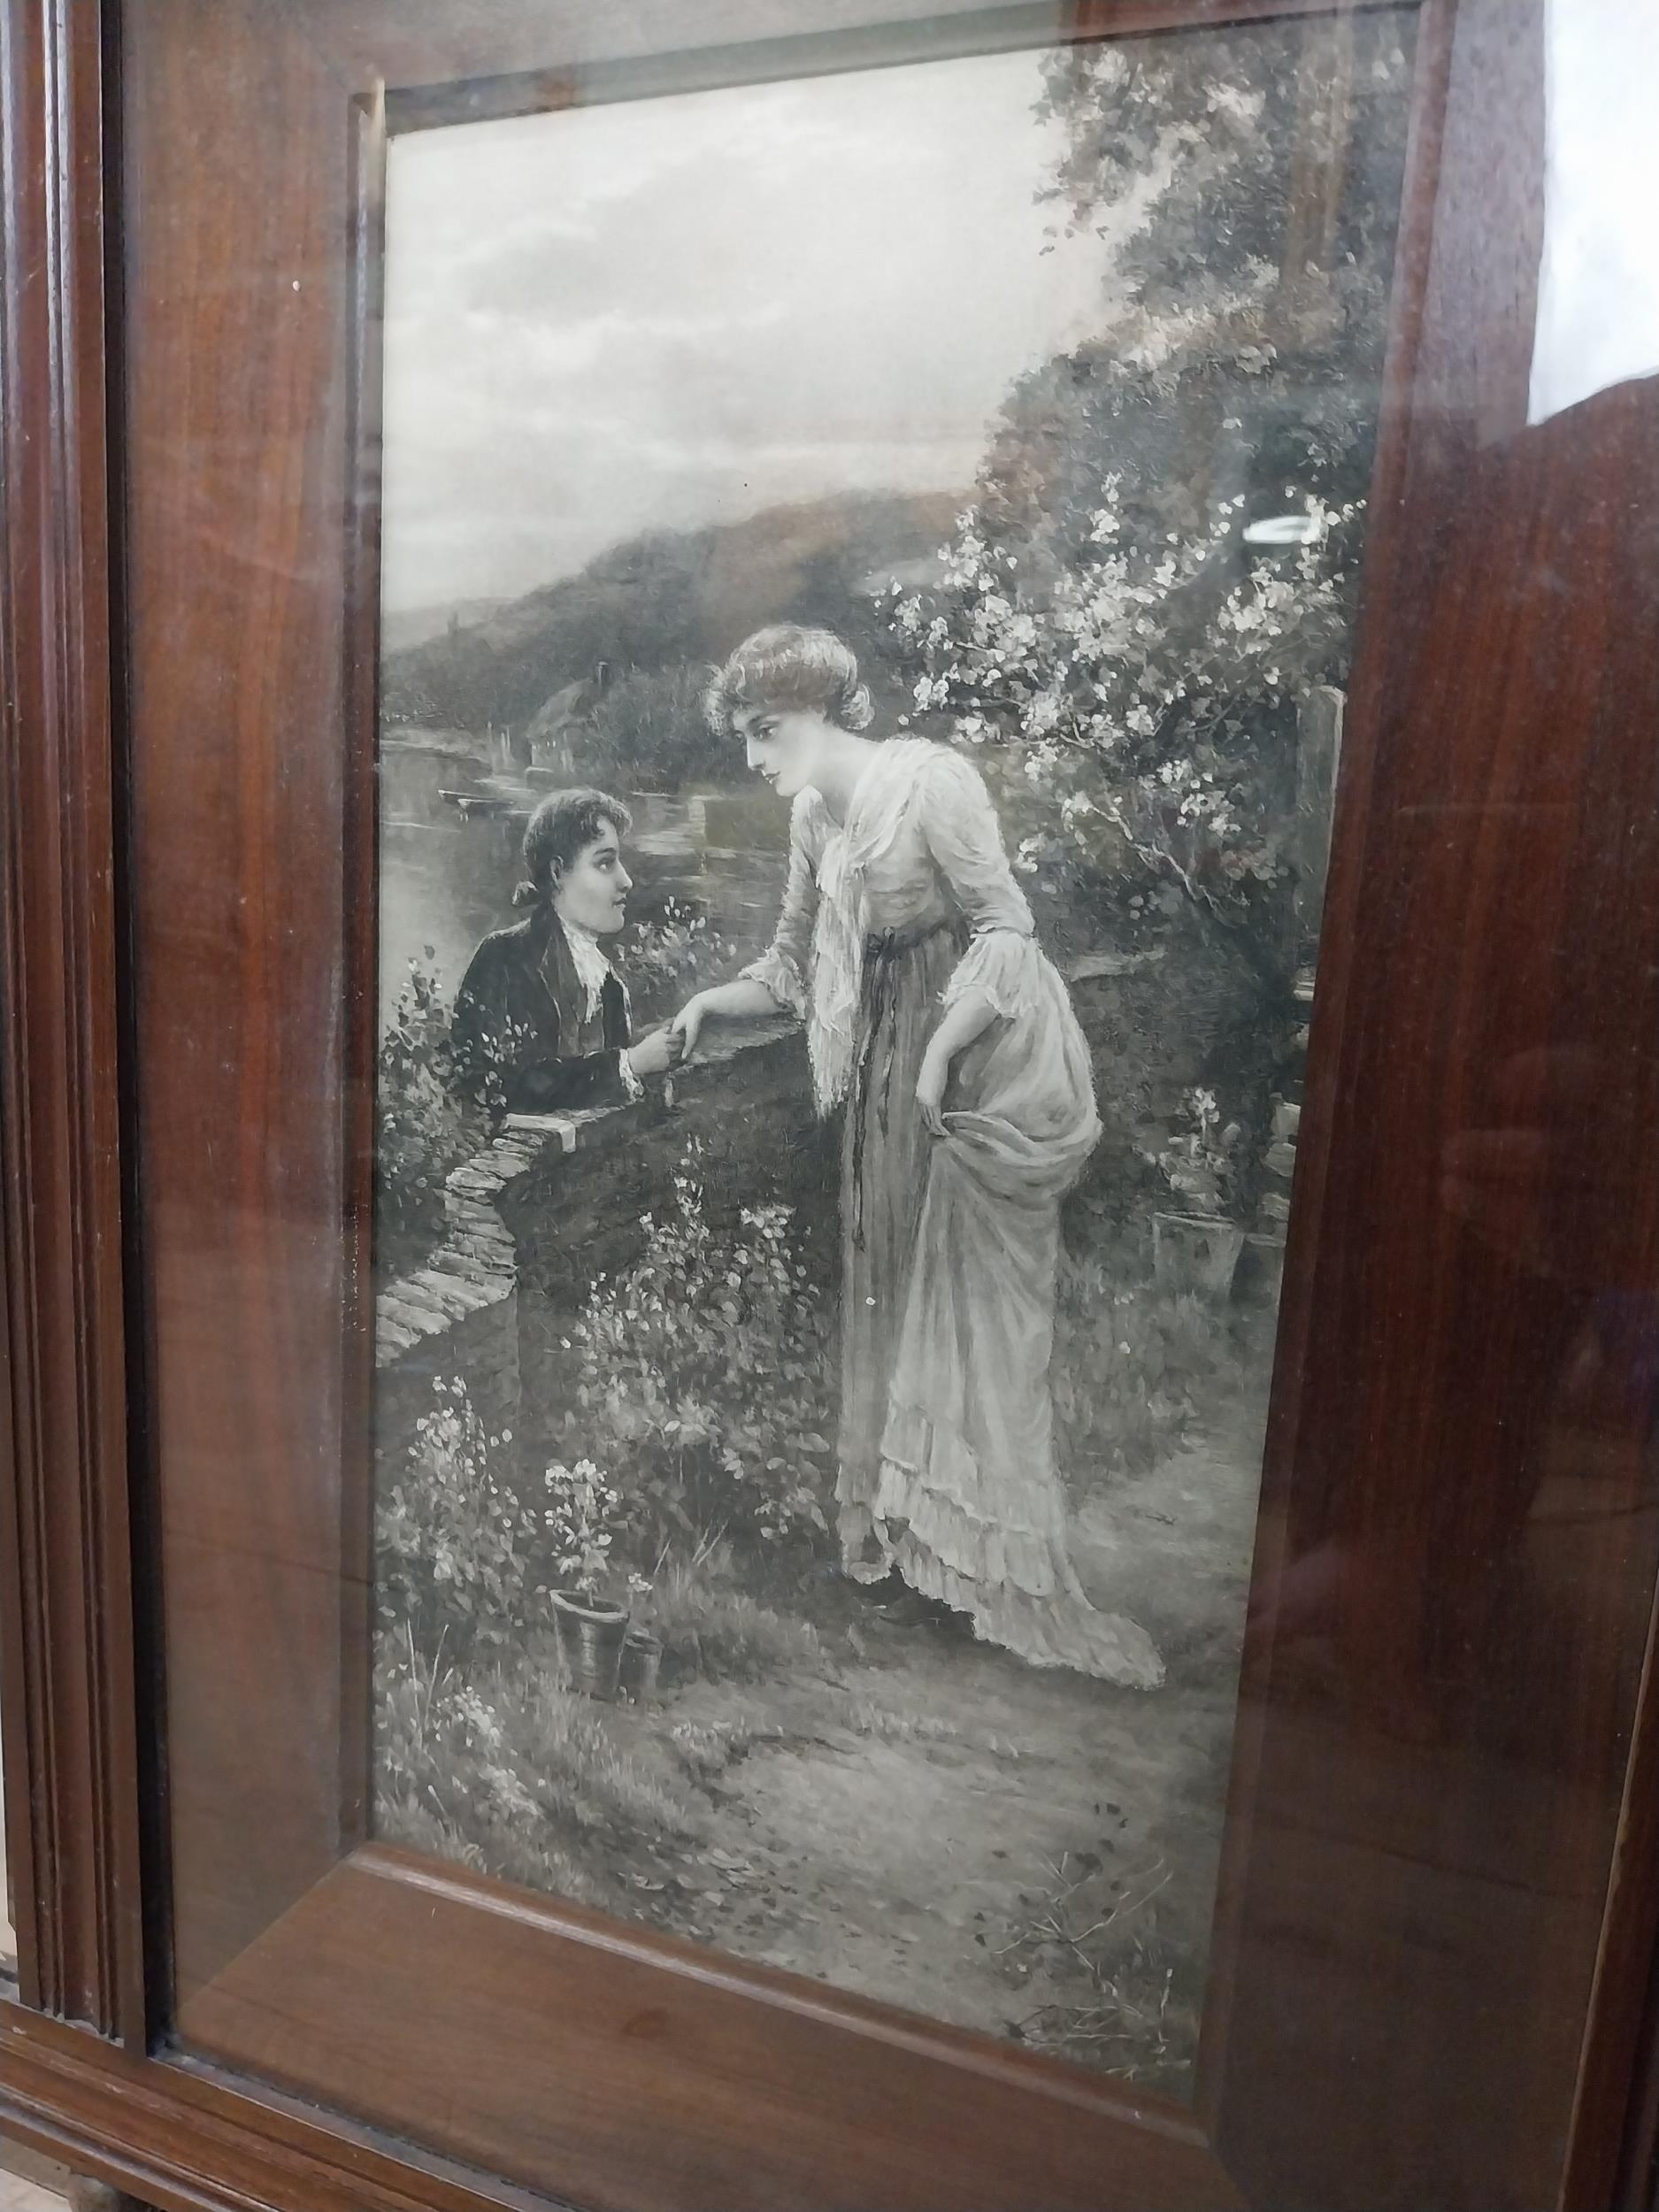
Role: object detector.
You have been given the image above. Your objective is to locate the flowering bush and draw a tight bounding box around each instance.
[376,1377,534,1661]
[622,900,735,1025]
[878,11,1408,967]
[887,472,1360,934]
[375,956,482,1275]
[568,1156,835,1558]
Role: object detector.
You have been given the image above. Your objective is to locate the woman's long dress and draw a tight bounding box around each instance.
[741,739,1163,1688]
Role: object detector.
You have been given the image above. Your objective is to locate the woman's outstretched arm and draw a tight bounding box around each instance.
[669,975,781,1062]
[672,793,821,1061]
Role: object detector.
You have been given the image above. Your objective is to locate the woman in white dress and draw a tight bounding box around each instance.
[672,626,1162,1688]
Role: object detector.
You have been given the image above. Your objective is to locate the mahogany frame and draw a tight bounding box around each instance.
[2,1,1657,2208]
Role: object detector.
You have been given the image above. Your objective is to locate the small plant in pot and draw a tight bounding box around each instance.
[1148,1087,1247,1301]
[542,1457,633,1699]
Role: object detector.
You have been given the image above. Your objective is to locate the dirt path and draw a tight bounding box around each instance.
[1076,1394,1268,1664]
[584,1407,1267,2085]
[377,1393,1271,2086]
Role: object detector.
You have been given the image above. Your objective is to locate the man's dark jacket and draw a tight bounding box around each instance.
[450,904,634,1115]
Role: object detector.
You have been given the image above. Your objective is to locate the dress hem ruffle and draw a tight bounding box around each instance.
[846,1400,1164,1690]
[887,1529,1164,1690]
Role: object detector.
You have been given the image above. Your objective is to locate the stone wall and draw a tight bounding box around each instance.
[373,1125,534,1479]
[373,1015,827,1483]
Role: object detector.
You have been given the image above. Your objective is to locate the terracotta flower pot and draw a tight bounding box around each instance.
[549,1588,629,1699]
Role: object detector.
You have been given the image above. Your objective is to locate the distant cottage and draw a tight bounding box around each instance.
[524,664,611,775]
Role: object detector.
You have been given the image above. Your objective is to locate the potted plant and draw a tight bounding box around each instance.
[1148,1087,1247,1300]
[542,1458,632,1698]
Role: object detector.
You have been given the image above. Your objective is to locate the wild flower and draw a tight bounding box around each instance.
[566,1147,834,1558]
[376,1374,541,1660]
[542,1456,626,1600]
[622,899,734,1022]
[1147,1088,1241,1217]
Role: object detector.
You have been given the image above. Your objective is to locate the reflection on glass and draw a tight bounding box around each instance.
[370,11,1413,2094]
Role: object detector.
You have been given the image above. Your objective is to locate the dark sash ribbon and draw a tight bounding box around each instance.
[849,913,965,1249]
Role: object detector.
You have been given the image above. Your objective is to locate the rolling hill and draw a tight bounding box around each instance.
[380,487,962,745]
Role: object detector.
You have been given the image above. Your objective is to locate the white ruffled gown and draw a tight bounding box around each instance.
[741,739,1163,1689]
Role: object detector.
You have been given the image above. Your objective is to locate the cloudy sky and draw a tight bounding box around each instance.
[380,44,1119,614]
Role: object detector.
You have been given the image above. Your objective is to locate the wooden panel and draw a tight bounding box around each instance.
[181,1843,1239,2212]
[121,0,357,1997]
[1575,1585,1659,2212]
[0,1997,560,2212]
[288,0,1408,109]
[1207,0,1659,2205]
[0,0,146,2041]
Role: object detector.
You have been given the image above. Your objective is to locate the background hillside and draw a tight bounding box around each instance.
[382,596,507,656]
[380,487,960,786]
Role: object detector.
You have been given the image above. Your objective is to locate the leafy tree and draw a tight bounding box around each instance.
[889,12,1413,974]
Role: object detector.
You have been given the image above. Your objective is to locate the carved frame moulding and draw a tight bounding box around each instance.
[1,1,1656,2208]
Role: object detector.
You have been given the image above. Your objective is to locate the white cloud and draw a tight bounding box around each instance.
[381,44,1120,610]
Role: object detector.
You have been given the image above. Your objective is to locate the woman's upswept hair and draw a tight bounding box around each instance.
[703,624,875,740]
[514,786,633,909]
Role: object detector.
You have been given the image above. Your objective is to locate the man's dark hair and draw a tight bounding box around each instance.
[514,787,633,908]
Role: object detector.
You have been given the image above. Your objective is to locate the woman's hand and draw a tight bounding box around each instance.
[668,993,710,1065]
[918,988,995,1135]
[667,978,780,1065]
[916,1045,950,1137]
[626,1025,680,1080]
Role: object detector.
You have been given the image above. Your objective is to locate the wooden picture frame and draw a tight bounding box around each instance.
[2,2,1656,2208]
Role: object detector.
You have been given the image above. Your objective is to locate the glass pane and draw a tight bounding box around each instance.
[369,7,1416,2098]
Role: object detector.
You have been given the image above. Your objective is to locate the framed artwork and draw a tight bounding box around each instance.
[368,9,1412,2094]
[0,3,1656,2210]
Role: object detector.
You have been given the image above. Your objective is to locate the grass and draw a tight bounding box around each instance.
[377,1796,611,1909]
[375,1633,704,1906]
[1051,1255,1240,1490]
[835,1696,967,1747]
[647,1538,826,1685]
[373,1537,829,1910]
[997,1850,1198,2087]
